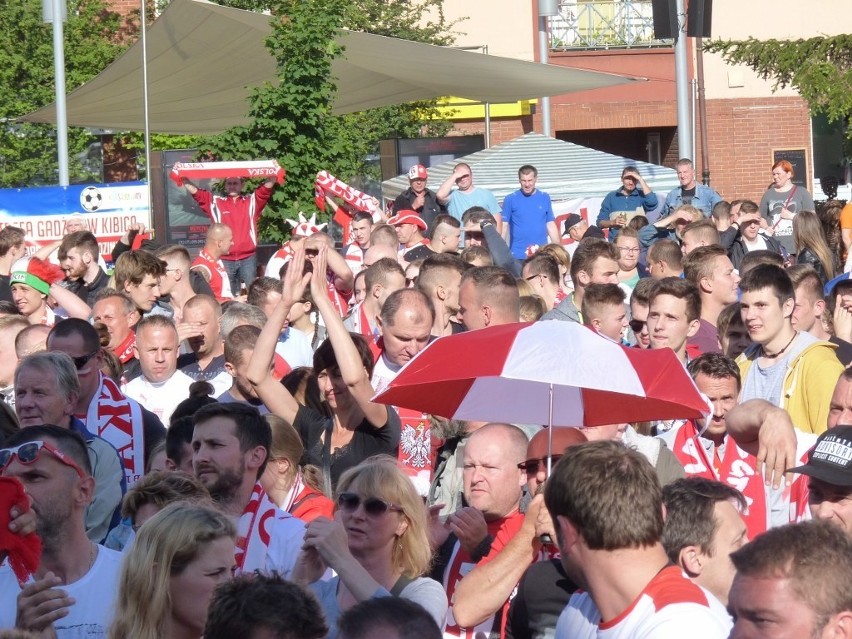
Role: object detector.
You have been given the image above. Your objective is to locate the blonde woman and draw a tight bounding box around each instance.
[108,503,236,639]
[293,456,447,637]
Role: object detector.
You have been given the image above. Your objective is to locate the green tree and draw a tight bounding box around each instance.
[704,35,852,146]
[0,0,126,186]
[199,0,458,242]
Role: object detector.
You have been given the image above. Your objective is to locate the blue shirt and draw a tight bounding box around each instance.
[597,187,658,241]
[446,187,501,222]
[503,189,556,259]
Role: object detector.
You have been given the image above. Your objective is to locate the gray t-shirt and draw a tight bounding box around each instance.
[741,351,792,408]
[758,186,815,254]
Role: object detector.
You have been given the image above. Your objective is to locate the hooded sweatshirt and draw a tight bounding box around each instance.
[737,331,843,434]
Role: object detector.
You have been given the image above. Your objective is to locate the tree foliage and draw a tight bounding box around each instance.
[197,0,458,242]
[704,35,852,136]
[201,0,346,242]
[0,0,126,186]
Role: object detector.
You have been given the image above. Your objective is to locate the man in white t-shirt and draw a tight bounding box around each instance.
[0,425,123,636]
[123,314,193,425]
[191,402,304,576]
[177,294,232,397]
[661,477,748,607]
[546,441,731,639]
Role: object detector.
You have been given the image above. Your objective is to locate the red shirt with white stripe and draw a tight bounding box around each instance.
[191,184,273,261]
[555,565,731,639]
[191,249,233,302]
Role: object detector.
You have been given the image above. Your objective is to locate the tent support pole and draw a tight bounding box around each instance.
[140,0,153,206]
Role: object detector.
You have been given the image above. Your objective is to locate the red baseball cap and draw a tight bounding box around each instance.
[407,165,428,181]
[388,211,427,230]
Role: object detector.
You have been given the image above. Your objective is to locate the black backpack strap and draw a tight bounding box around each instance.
[390,574,415,597]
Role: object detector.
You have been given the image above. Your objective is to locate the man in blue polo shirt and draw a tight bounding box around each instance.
[502,165,561,259]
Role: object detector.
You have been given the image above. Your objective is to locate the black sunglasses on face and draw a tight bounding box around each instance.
[629,319,647,333]
[337,492,402,517]
[518,455,562,473]
[71,350,99,370]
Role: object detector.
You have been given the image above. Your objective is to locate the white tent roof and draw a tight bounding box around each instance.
[381,133,680,202]
[20,0,636,135]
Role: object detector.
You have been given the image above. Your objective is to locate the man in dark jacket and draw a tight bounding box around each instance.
[393,164,446,233]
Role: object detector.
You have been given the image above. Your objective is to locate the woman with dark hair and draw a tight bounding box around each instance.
[281,367,329,418]
[247,244,399,491]
[759,160,815,256]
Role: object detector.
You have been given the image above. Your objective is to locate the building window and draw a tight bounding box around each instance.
[549,0,673,51]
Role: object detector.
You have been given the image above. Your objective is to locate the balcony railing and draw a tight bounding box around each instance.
[548,0,674,51]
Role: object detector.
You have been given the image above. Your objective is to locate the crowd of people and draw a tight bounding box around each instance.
[1,158,852,639]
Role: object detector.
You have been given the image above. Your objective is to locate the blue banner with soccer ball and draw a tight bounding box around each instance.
[0,182,150,259]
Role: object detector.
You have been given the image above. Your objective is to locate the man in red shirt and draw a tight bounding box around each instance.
[436,423,530,638]
[184,175,277,293]
[191,223,235,302]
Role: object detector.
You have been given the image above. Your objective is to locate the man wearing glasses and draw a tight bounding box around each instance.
[0,425,123,636]
[47,318,165,485]
[13,351,126,545]
[436,163,502,228]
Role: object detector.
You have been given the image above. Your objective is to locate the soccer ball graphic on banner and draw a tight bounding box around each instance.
[80,186,103,212]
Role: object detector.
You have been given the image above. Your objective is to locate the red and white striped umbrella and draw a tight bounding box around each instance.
[373,321,709,427]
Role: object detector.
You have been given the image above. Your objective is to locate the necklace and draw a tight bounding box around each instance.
[761,331,797,360]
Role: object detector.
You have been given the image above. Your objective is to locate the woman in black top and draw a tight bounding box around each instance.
[247,244,399,490]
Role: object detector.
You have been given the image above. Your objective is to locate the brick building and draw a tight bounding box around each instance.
[441,0,847,203]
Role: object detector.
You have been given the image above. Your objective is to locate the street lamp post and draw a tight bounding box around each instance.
[43,0,69,186]
[538,0,559,137]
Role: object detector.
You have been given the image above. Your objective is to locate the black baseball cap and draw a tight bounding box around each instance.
[563,214,584,235]
[788,425,852,487]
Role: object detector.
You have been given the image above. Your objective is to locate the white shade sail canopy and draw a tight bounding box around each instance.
[21,0,636,135]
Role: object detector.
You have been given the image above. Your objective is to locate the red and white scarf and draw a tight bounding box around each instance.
[169,160,285,187]
[314,171,382,243]
[85,373,144,486]
[113,331,136,365]
[671,420,810,538]
[234,483,279,575]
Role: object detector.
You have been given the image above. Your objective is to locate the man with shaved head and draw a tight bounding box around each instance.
[192,222,235,301]
[363,242,400,268]
[457,265,520,330]
[434,423,530,637]
[178,294,231,396]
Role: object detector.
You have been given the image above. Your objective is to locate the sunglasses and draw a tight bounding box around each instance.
[629,319,647,333]
[71,350,99,371]
[337,492,402,517]
[518,455,562,474]
[465,231,484,241]
[0,440,86,478]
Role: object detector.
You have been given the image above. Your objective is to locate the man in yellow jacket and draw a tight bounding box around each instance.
[737,264,843,434]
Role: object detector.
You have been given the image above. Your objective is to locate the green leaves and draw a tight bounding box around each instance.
[0,0,127,186]
[201,0,457,243]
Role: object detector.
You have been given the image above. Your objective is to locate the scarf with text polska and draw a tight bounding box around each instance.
[671,419,810,538]
[314,171,383,242]
[169,160,285,187]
